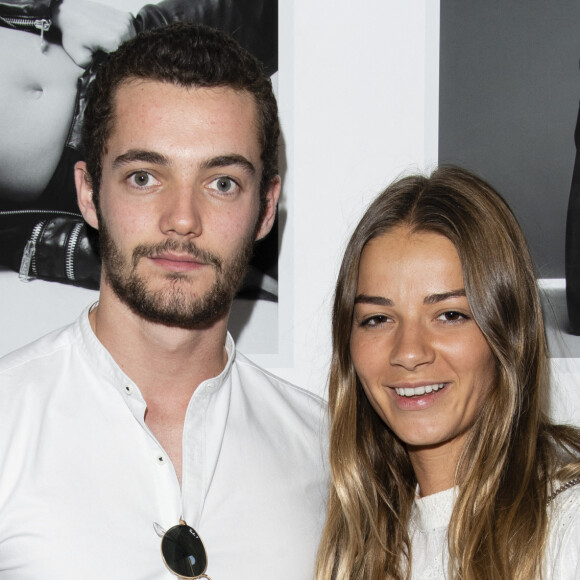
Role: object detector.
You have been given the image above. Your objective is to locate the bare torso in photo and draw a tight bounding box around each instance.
[0,26,83,203]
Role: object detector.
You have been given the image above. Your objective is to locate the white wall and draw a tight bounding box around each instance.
[266,0,440,394]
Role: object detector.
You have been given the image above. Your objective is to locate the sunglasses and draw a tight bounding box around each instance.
[154,520,212,579]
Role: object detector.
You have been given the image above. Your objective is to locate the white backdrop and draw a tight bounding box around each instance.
[269,0,440,393]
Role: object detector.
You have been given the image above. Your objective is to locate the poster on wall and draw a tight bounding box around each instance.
[439,0,580,361]
[0,0,281,358]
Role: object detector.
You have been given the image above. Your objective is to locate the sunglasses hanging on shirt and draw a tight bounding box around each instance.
[154,520,212,579]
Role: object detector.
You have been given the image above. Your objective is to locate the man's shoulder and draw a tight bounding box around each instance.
[233,350,326,408]
[231,351,329,464]
[0,319,78,381]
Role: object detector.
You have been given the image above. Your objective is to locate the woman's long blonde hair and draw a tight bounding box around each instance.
[315,166,580,580]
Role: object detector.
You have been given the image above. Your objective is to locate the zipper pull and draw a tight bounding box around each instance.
[19,240,36,282]
[19,220,45,281]
[34,19,51,53]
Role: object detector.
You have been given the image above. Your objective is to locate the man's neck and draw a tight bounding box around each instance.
[91,287,230,402]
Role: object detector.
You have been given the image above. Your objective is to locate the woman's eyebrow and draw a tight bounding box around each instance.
[424,289,466,305]
[354,294,393,306]
[354,289,466,306]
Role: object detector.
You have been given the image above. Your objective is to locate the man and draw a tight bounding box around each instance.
[0,24,328,579]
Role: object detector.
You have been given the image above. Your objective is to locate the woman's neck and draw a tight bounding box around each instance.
[408,436,466,497]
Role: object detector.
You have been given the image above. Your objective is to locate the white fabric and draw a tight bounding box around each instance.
[408,484,580,579]
[0,307,329,580]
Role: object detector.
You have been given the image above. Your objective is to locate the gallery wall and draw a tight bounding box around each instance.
[270,0,439,391]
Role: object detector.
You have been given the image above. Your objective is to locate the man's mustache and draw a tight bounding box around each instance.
[131,239,222,271]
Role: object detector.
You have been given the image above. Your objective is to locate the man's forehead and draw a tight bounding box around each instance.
[104,79,262,161]
[111,77,258,116]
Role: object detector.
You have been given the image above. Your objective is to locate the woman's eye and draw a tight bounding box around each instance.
[437,311,469,322]
[209,176,239,194]
[361,315,390,327]
[129,171,158,187]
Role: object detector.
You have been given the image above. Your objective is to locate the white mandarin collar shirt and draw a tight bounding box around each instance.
[0,306,329,579]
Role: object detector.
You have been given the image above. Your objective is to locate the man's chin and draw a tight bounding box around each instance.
[137,307,229,329]
[123,294,231,329]
[113,278,232,329]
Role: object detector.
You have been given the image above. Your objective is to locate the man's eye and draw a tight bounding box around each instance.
[130,171,157,187]
[210,176,238,194]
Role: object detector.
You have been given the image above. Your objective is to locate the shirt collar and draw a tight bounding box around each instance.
[412,486,457,531]
[76,302,237,401]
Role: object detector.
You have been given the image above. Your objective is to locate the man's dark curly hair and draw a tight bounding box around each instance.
[82,23,279,216]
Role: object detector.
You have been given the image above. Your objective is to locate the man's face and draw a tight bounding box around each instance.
[78,79,278,328]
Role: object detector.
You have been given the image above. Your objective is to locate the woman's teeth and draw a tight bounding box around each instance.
[394,383,446,397]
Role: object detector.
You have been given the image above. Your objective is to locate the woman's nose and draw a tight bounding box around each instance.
[389,322,435,370]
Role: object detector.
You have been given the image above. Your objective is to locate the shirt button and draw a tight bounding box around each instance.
[156,453,167,466]
[123,384,134,395]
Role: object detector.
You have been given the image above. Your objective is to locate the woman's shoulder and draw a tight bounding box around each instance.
[545,479,580,579]
[548,479,580,532]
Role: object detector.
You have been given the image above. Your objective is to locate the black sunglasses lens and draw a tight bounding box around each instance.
[162,524,207,577]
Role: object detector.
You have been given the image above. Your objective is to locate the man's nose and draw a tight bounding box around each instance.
[160,187,202,237]
[388,321,435,371]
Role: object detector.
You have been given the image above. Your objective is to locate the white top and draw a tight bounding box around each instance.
[409,484,580,579]
[0,307,329,579]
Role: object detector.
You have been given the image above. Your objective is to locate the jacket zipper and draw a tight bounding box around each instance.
[0,209,82,218]
[5,210,85,282]
[65,221,84,282]
[19,220,46,281]
[1,17,51,51]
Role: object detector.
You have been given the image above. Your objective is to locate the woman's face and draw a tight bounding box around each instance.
[350,226,496,458]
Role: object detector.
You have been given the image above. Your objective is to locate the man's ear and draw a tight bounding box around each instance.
[255,175,281,241]
[74,161,99,230]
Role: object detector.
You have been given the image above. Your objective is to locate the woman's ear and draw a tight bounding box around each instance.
[74,161,99,230]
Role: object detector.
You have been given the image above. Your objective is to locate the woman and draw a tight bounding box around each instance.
[315,166,580,579]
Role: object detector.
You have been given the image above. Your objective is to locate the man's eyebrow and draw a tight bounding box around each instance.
[354,294,394,306]
[200,155,256,175]
[424,289,466,305]
[112,149,169,169]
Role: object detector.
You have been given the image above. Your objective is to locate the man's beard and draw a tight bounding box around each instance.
[98,220,254,329]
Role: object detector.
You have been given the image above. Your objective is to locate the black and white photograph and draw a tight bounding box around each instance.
[0,0,280,357]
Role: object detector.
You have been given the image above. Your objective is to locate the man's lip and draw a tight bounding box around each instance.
[148,253,208,272]
[150,253,206,264]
